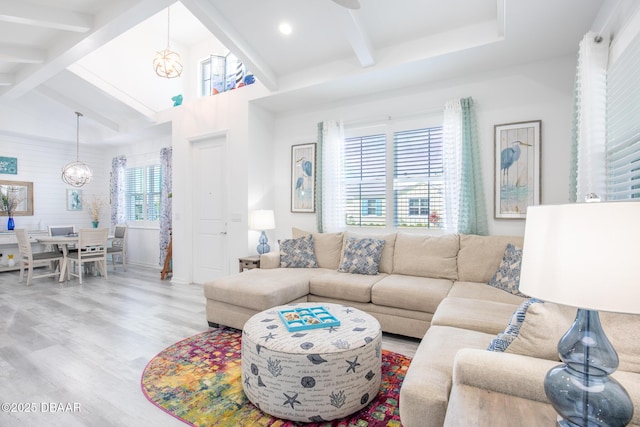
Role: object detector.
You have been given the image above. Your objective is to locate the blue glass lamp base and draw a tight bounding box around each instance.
[256,230,270,255]
[545,309,633,427]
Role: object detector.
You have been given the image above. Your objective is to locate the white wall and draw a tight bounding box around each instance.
[268,55,577,242]
[154,82,271,284]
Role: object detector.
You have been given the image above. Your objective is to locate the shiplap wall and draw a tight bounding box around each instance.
[1,135,110,231]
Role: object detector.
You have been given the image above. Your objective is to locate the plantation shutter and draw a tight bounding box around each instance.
[607,30,640,200]
[394,127,444,227]
[344,134,386,226]
[126,165,162,220]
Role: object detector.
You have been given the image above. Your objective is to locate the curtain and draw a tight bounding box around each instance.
[159,147,172,266]
[110,155,126,229]
[316,120,345,233]
[443,97,488,235]
[569,32,609,202]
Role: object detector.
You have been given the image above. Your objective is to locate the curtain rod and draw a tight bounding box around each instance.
[343,106,443,128]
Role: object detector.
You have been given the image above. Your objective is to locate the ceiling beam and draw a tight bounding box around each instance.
[0,0,93,32]
[0,44,44,63]
[0,73,12,86]
[332,7,375,67]
[35,84,121,132]
[180,0,278,91]
[0,0,168,100]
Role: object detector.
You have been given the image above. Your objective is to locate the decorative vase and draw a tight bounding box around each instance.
[92,221,99,228]
[7,216,14,230]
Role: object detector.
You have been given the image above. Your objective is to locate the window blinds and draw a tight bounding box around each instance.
[607,30,640,200]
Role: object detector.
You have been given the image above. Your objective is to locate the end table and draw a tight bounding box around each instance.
[238,255,260,272]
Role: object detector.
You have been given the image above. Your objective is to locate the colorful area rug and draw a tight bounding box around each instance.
[141,328,411,427]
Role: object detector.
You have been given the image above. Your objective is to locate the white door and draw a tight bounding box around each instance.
[192,135,227,284]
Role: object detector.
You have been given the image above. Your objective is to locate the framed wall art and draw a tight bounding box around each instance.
[0,180,33,216]
[494,120,541,219]
[0,157,17,174]
[291,143,316,213]
[67,189,83,211]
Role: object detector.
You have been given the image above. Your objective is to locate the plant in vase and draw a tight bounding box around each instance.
[88,196,104,228]
[0,186,23,230]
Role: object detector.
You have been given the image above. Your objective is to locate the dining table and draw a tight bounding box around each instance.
[36,234,112,282]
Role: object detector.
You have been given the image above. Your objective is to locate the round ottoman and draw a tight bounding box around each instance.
[241,302,382,422]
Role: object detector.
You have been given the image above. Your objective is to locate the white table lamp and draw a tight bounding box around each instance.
[249,210,275,254]
[519,201,640,427]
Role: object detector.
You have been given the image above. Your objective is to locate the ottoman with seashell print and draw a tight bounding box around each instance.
[241,302,382,422]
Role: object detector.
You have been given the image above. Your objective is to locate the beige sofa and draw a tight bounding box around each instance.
[202,229,640,426]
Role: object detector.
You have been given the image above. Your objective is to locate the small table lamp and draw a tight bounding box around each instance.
[519,201,640,427]
[249,210,275,254]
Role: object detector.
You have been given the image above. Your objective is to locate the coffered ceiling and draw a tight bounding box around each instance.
[0,0,605,145]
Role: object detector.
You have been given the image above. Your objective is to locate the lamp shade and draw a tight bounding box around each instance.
[249,210,275,231]
[519,201,640,314]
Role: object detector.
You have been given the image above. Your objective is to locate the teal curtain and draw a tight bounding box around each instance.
[458,97,488,235]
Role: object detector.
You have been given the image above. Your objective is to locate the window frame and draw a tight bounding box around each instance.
[125,163,162,224]
[342,116,444,230]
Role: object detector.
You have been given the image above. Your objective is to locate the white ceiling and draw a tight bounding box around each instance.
[0,0,605,145]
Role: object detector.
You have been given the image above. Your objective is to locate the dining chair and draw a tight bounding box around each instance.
[107,224,128,271]
[67,228,109,284]
[48,225,76,236]
[15,228,65,286]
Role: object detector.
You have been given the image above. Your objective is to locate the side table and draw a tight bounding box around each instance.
[239,255,260,272]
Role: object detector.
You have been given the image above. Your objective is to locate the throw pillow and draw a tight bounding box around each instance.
[487,298,543,352]
[487,244,528,297]
[279,234,318,268]
[337,237,385,275]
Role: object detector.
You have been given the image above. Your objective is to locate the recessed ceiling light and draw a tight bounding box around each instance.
[279,23,292,35]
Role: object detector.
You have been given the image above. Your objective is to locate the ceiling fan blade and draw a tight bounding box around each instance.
[331,0,361,10]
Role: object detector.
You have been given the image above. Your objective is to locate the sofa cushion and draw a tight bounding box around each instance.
[203,268,322,312]
[372,274,452,314]
[292,228,344,270]
[503,302,576,361]
[600,312,640,374]
[309,270,386,303]
[338,237,385,275]
[399,325,496,427]
[344,232,396,274]
[432,297,520,335]
[280,234,318,268]
[392,233,459,280]
[487,243,528,297]
[448,281,527,305]
[488,298,544,352]
[457,234,524,283]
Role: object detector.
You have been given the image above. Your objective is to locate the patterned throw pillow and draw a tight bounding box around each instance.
[280,235,318,268]
[338,237,386,275]
[488,298,544,352]
[487,244,528,297]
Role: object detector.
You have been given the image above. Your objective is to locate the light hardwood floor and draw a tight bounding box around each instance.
[0,266,419,427]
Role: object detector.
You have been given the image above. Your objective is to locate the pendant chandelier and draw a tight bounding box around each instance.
[61,112,93,187]
[153,6,183,79]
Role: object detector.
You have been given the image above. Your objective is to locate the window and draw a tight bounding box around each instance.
[606,29,640,200]
[344,134,386,226]
[343,123,444,229]
[200,53,250,96]
[408,198,429,216]
[125,165,162,221]
[394,127,443,228]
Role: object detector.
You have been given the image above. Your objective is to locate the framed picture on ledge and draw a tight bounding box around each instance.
[291,143,316,213]
[494,120,541,219]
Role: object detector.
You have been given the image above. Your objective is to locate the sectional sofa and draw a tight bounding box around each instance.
[202,229,640,426]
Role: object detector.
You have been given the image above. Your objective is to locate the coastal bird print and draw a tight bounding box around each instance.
[500,140,531,185]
